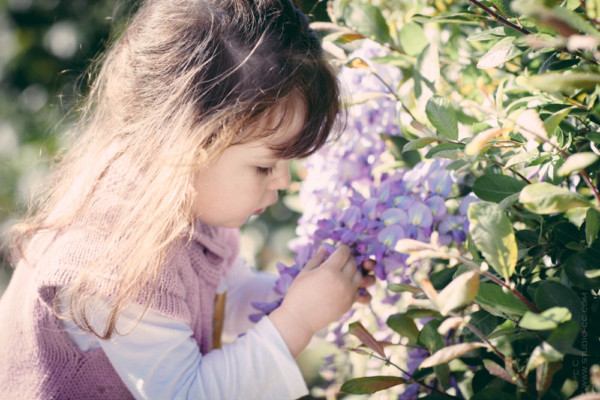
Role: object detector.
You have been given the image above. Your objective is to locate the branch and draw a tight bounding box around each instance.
[458,255,541,313]
[362,352,461,399]
[467,0,531,35]
[463,320,531,393]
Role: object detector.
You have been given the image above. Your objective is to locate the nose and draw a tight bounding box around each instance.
[268,161,291,191]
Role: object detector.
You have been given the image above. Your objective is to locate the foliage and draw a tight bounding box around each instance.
[255,0,600,398]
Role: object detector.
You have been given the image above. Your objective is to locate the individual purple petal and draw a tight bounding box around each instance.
[425,195,447,222]
[459,193,480,215]
[249,313,265,323]
[427,169,453,197]
[251,300,281,314]
[380,208,407,226]
[374,262,387,280]
[408,202,433,228]
[362,197,379,219]
[340,205,363,229]
[377,224,404,248]
[340,229,358,244]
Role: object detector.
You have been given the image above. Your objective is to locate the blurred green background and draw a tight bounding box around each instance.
[0,0,328,292]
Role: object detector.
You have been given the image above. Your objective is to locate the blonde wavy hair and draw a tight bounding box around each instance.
[7,0,340,338]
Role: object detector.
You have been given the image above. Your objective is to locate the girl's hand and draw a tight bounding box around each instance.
[268,245,375,358]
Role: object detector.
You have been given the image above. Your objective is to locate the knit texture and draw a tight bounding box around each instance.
[0,220,239,399]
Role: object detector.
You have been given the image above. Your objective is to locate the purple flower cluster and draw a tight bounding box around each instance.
[249,39,479,398]
[294,39,403,243]
[251,39,477,322]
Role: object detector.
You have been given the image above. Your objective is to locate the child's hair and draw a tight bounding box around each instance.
[8,0,340,338]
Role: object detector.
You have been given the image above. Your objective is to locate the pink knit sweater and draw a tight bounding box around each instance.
[0,220,239,399]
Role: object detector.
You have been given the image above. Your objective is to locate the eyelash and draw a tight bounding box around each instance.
[256,166,275,176]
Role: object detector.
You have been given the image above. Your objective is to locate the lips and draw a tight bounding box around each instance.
[253,208,265,215]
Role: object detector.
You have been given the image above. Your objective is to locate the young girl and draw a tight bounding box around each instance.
[0,0,375,398]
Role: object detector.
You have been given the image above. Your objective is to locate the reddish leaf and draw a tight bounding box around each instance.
[348,321,386,359]
[341,376,407,395]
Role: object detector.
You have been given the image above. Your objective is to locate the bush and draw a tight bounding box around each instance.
[259,0,600,398]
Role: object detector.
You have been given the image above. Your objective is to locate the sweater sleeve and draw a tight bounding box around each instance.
[89,301,309,400]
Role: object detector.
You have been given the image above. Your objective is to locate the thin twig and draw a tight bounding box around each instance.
[458,255,541,313]
[483,157,532,184]
[467,0,531,35]
[364,352,460,399]
[463,321,531,392]
[367,68,433,136]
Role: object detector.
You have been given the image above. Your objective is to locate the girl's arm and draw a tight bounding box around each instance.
[62,298,308,400]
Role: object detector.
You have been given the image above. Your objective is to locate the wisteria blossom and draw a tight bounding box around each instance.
[251,39,478,399]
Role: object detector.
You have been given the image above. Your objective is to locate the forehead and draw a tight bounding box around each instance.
[241,98,307,149]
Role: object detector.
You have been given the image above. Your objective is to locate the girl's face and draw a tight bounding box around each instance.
[192,107,304,228]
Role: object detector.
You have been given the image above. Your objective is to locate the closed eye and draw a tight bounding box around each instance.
[256,166,275,176]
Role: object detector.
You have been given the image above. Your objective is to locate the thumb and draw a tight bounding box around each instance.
[302,246,328,271]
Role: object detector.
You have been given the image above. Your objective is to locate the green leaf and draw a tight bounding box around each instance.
[472,174,527,203]
[519,182,592,214]
[387,314,419,344]
[551,5,600,35]
[477,37,523,69]
[543,107,573,135]
[518,307,572,330]
[472,389,518,400]
[417,320,450,386]
[546,320,579,353]
[426,96,458,140]
[504,151,538,168]
[552,222,582,247]
[588,131,600,144]
[425,142,463,159]
[371,54,414,69]
[535,280,582,325]
[418,320,444,353]
[383,134,421,167]
[557,152,599,176]
[526,342,564,371]
[468,202,518,280]
[564,249,600,289]
[387,283,422,294]
[400,22,427,56]
[413,12,485,25]
[491,0,515,16]
[343,3,390,43]
[437,270,479,315]
[566,207,589,228]
[467,26,506,41]
[405,308,440,319]
[403,137,441,152]
[529,72,600,94]
[586,207,600,246]
[414,44,440,109]
[474,282,530,316]
[340,376,407,395]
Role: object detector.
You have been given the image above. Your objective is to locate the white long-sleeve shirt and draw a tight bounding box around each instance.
[60,258,308,400]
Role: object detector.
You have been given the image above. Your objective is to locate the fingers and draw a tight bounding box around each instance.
[323,244,352,271]
[355,288,372,304]
[361,258,376,272]
[302,246,328,271]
